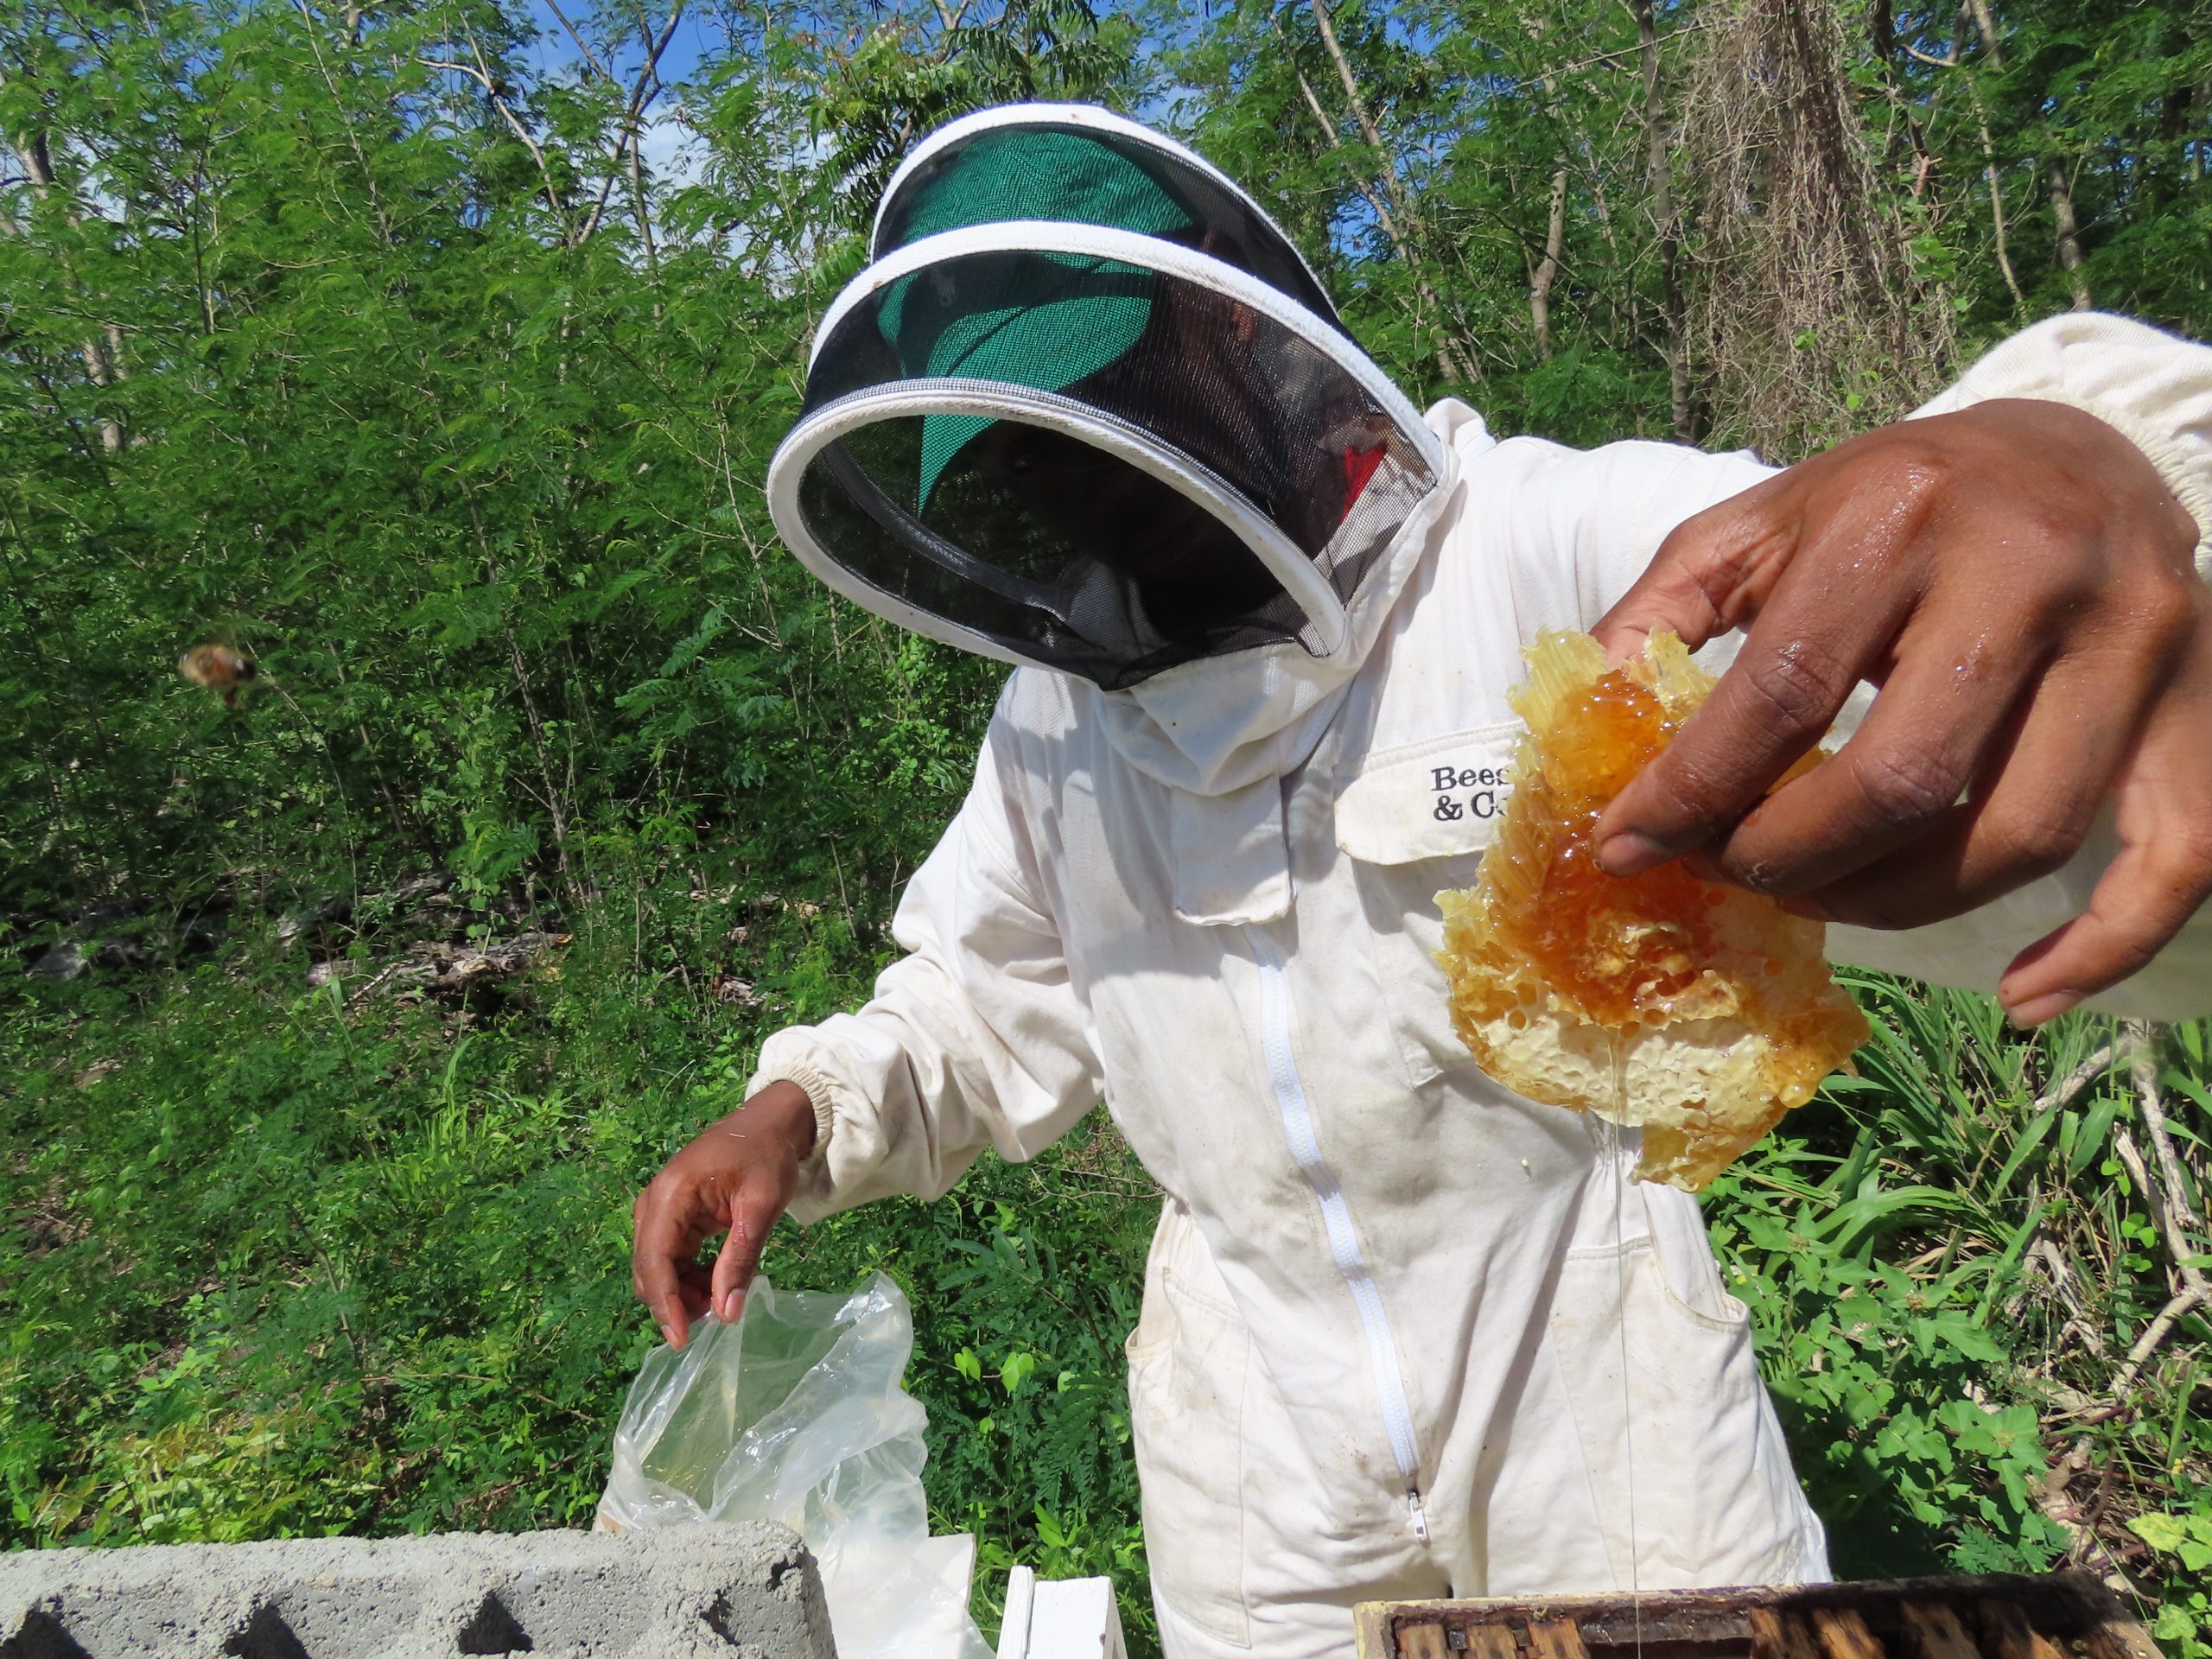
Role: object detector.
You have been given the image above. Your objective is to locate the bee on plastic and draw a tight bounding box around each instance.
[176,643,257,708]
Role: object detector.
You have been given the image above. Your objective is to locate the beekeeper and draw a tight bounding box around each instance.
[632,105,2212,1658]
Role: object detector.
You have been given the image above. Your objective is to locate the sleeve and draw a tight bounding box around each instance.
[1910,311,2212,581]
[1822,833,2212,1022]
[1457,430,1778,633]
[1829,314,2212,1016]
[1481,318,2212,1020]
[1498,311,2212,613]
[746,711,1104,1224]
[1558,439,1777,624]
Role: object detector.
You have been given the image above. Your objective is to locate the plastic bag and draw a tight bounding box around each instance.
[598,1272,991,1659]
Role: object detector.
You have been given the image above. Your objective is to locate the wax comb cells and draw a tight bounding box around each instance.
[1436,629,1869,1191]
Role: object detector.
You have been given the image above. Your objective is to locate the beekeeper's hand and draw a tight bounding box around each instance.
[1592,397,2210,1027]
[632,1080,814,1349]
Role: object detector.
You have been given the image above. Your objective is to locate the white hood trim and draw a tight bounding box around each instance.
[770,377,1351,664]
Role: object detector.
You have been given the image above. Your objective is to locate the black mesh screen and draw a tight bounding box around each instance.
[794,251,1436,690]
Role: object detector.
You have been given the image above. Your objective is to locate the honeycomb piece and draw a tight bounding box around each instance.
[1435,629,1868,1190]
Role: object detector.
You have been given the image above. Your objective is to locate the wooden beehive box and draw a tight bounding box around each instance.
[1354,1574,2160,1659]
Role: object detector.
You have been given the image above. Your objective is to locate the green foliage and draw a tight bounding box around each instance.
[816,0,1140,218]
[1163,0,2212,454]
[2130,1512,2212,1658]
[0,918,1159,1646]
[10,925,2206,1652]
[1707,979,2212,1626]
[3,0,2209,1653]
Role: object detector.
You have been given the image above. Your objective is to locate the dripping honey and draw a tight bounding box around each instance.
[1435,628,1869,1192]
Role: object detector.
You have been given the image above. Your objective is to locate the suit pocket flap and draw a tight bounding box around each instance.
[1334,721,1522,865]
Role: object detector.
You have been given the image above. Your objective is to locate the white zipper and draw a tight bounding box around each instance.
[1244,925,1432,1546]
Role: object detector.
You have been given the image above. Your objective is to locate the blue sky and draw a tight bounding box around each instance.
[512,0,726,185]
[517,0,718,92]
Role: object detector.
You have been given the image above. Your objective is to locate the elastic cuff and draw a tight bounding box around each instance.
[747,1059,840,1179]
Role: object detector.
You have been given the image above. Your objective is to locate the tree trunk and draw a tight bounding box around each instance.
[1630,0,1694,442]
[1529,166,1567,361]
[2044,155,2090,308]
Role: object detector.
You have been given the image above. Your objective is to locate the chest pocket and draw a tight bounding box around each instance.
[1333,721,1522,1089]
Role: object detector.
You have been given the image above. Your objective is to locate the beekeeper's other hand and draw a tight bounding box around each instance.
[1591,397,2211,1027]
[632,1080,814,1349]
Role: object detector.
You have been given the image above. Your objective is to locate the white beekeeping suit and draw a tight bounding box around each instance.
[747,105,2212,1659]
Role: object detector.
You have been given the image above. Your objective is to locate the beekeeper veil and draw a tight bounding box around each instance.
[768,104,1448,695]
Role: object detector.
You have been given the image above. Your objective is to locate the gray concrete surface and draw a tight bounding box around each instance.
[0,1520,835,1659]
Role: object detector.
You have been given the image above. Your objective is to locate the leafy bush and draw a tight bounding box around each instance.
[2129,1513,2212,1658]
[5,0,2209,1653]
[1708,978,2211,1628]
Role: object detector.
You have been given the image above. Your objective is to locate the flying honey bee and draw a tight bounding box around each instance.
[177,643,257,707]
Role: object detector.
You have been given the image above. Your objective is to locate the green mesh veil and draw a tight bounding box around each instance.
[766,104,1446,690]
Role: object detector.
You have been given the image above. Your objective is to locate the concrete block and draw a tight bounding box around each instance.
[0,1521,835,1659]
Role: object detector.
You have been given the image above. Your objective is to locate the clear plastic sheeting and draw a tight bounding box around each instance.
[597,1273,991,1659]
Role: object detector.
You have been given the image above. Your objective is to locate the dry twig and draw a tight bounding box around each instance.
[1677,0,1955,458]
[2032,1041,2118,1116]
[2078,1026,2207,1421]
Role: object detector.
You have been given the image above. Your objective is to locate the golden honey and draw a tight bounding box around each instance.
[1436,630,1868,1191]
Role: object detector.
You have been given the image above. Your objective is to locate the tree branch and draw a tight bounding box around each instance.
[1967,76,2028,315]
[1967,0,2090,308]
[1274,15,1408,251]
[539,0,613,81]
[1295,0,1483,387]
[575,2,685,246]
[291,0,394,240]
